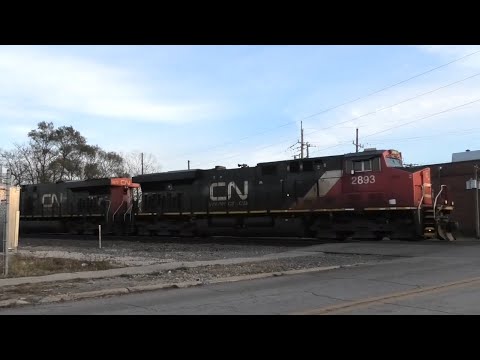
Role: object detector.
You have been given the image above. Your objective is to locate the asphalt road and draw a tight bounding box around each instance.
[3,240,480,314]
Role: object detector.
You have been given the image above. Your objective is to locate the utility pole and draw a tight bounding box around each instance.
[288,122,306,159]
[355,128,359,152]
[352,128,364,152]
[475,165,479,239]
[141,153,144,175]
[300,121,304,159]
[306,142,316,158]
[188,160,190,170]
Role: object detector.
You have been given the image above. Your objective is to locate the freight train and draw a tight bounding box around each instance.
[19,148,458,241]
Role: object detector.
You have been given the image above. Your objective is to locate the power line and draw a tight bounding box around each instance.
[303,70,480,139]
[309,96,480,156]
[295,49,480,122]
[367,127,480,143]
[363,98,480,139]
[173,49,480,162]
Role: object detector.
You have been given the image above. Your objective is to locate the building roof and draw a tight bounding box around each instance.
[452,150,480,162]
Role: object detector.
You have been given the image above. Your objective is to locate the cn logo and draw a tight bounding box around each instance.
[42,193,60,208]
[210,181,248,201]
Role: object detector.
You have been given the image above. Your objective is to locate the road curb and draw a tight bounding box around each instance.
[3,262,371,308]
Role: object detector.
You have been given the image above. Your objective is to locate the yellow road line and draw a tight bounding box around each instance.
[292,276,480,315]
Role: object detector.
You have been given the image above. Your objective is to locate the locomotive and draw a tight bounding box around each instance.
[19,177,139,234]
[18,148,457,241]
[132,148,456,241]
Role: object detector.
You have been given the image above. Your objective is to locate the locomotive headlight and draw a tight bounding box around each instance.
[452,201,455,206]
[445,200,448,204]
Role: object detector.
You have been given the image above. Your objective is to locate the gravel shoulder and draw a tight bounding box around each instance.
[17,238,294,266]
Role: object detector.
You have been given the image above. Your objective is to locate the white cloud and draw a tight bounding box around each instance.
[0,46,222,123]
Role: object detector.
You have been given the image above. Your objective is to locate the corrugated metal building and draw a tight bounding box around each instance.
[452,149,480,163]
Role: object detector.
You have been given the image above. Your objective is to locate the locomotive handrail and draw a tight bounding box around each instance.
[105,200,111,223]
[417,185,424,224]
[124,203,133,222]
[112,200,125,222]
[433,185,446,220]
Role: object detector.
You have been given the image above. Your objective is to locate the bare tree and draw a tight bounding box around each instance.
[122,151,161,177]
[1,145,32,185]
[2,122,162,184]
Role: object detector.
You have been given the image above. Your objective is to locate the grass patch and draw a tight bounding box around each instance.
[0,254,118,278]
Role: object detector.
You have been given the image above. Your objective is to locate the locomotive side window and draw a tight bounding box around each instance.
[353,160,372,172]
[349,157,381,173]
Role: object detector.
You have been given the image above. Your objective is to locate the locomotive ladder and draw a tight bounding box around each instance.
[421,185,455,241]
[418,184,437,239]
[422,208,437,239]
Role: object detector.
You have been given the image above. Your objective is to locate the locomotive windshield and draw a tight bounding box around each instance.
[385,157,403,167]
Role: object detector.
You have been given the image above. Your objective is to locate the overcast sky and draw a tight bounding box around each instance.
[1,45,479,171]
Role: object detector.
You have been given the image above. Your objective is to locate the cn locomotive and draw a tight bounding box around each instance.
[20,177,139,234]
[133,148,456,240]
[19,148,457,241]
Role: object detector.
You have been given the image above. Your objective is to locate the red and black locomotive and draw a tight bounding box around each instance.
[131,148,456,240]
[20,178,139,235]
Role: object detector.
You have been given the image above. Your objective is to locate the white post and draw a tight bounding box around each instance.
[3,169,10,276]
[99,225,102,249]
[1,166,5,277]
[14,210,19,252]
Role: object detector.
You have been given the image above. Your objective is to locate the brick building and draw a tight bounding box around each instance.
[424,151,480,237]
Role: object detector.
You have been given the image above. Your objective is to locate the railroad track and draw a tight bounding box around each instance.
[19,233,341,247]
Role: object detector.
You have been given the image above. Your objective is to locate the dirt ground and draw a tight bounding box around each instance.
[0,254,119,278]
[0,252,392,305]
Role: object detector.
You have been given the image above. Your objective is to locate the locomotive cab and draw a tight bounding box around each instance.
[342,149,455,240]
